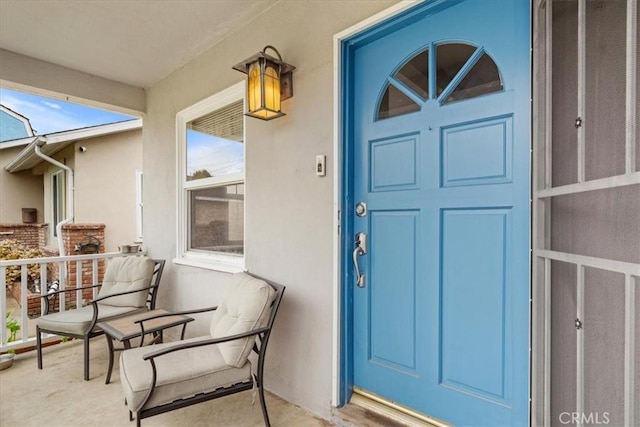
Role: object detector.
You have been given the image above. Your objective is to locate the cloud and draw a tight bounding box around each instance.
[2,92,47,114]
[1,91,86,134]
[43,101,62,110]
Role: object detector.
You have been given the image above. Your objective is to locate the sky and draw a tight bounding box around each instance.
[186,130,244,178]
[0,88,135,135]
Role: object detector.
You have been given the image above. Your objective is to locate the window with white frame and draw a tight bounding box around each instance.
[176,82,245,271]
[51,169,65,237]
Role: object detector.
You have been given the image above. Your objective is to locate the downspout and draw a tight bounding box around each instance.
[34,137,74,256]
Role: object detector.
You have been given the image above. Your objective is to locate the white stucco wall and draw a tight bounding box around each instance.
[74,129,142,252]
[0,146,43,223]
[144,0,399,419]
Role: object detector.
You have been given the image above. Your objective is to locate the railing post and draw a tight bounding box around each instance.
[59,260,67,312]
[20,265,28,342]
[1,266,6,346]
[92,259,99,299]
[76,259,83,309]
[40,263,47,316]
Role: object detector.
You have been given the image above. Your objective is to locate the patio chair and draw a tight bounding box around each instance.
[119,271,285,427]
[36,256,165,381]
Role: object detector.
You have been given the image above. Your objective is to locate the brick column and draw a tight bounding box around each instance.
[61,224,106,307]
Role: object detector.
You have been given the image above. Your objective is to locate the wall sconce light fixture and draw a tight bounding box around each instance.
[232,45,295,120]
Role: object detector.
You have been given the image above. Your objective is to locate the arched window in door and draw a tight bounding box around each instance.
[376,42,503,121]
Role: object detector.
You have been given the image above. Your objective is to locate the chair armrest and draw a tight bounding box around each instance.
[39,283,102,300]
[85,285,155,333]
[40,283,103,315]
[142,326,269,361]
[134,305,218,326]
[133,306,216,342]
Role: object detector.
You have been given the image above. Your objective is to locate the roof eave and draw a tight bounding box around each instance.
[4,137,45,172]
[3,119,143,173]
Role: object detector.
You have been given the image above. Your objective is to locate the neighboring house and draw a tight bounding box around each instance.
[0,104,34,142]
[0,1,639,427]
[0,118,144,253]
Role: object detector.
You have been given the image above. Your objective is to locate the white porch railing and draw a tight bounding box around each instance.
[0,252,140,352]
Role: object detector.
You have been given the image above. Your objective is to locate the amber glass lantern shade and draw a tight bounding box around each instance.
[233,46,294,120]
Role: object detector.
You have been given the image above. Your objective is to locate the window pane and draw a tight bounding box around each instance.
[394,50,429,100]
[377,83,420,120]
[52,172,64,237]
[444,53,502,104]
[52,173,59,235]
[186,100,244,181]
[436,43,476,97]
[189,184,244,254]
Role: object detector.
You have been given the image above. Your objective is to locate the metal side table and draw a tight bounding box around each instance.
[97,309,194,384]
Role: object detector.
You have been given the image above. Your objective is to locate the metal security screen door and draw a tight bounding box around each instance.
[531,1,640,426]
[344,1,531,425]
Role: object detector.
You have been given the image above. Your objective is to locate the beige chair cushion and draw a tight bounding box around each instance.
[209,272,275,368]
[37,304,145,335]
[120,336,252,411]
[98,256,155,307]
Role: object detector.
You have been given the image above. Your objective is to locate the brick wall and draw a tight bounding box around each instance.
[63,223,106,256]
[0,223,48,249]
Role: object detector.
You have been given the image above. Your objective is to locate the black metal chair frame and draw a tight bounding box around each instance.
[128,273,285,427]
[36,258,165,381]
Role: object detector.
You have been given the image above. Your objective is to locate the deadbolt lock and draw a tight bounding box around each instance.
[355,202,367,217]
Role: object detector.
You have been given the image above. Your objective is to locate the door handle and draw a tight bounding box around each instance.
[353,232,366,288]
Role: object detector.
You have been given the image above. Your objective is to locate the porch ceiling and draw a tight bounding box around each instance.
[0,0,278,89]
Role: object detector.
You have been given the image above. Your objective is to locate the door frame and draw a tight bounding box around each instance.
[331,0,538,422]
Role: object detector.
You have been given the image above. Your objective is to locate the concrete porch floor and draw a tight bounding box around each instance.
[0,338,333,427]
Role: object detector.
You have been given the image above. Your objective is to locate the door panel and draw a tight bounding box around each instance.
[370,134,419,192]
[441,115,513,187]
[440,208,510,402]
[348,1,530,425]
[369,211,418,372]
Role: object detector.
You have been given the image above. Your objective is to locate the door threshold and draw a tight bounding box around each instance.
[332,387,451,427]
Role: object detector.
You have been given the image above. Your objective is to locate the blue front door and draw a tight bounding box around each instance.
[347,1,530,425]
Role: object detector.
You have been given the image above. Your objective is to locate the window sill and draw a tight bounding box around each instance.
[173,255,244,274]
